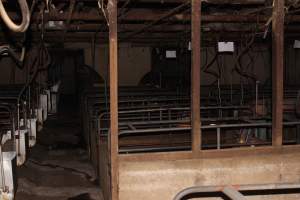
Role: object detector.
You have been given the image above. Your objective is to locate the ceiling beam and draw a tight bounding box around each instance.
[6,11,272,22]
[10,10,299,23]
[33,0,267,4]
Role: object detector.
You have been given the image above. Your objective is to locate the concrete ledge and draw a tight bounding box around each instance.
[119,147,300,200]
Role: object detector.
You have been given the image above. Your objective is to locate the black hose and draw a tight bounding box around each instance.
[0,45,25,69]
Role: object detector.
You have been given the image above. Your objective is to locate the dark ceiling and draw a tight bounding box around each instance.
[0,0,299,44]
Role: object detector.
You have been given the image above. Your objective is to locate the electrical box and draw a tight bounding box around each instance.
[166,50,177,58]
[294,40,300,49]
[218,42,235,52]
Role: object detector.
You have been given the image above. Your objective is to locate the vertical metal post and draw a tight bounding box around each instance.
[272,0,284,146]
[255,81,259,117]
[191,0,202,152]
[217,128,221,150]
[108,0,119,199]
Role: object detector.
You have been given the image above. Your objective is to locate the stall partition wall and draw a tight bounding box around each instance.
[119,146,300,200]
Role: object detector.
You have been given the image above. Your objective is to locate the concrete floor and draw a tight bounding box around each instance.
[15,97,103,200]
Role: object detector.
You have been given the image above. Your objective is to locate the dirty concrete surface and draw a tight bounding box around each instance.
[15,96,103,200]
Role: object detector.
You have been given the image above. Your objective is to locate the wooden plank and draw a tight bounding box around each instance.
[191,0,201,152]
[272,0,284,146]
[108,0,119,199]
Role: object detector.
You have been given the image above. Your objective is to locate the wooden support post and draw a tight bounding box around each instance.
[272,0,284,146]
[108,0,119,199]
[191,0,202,152]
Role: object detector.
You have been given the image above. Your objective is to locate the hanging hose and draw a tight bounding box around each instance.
[201,51,220,83]
[18,42,51,105]
[0,0,30,32]
[232,34,257,83]
[0,45,26,68]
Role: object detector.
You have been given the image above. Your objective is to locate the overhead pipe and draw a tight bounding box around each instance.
[0,0,30,32]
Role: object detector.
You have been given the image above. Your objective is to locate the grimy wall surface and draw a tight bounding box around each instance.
[119,147,300,200]
[2,43,300,87]
[0,43,152,87]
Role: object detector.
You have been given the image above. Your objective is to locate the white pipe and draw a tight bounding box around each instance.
[0,0,30,32]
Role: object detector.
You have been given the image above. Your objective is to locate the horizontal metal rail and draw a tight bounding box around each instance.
[118,121,300,136]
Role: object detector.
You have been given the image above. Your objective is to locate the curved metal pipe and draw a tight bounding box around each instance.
[173,186,246,200]
[0,0,30,32]
[173,186,223,200]
[174,183,300,200]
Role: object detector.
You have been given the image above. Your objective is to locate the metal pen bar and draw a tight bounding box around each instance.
[118,121,300,136]
[223,186,246,200]
[173,183,300,200]
[217,128,221,150]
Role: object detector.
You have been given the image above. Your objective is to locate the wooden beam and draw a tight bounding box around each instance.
[28,11,268,22]
[9,8,300,23]
[191,0,201,153]
[272,0,284,146]
[108,0,119,199]
[1,0,258,2]
[36,0,268,4]
[29,23,300,33]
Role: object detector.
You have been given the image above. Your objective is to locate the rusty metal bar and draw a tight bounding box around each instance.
[272,0,284,146]
[108,0,119,199]
[191,0,201,152]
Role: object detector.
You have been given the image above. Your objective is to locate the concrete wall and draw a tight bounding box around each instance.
[0,43,152,87]
[285,46,300,85]
[0,57,28,85]
[0,43,294,88]
[66,43,152,86]
[119,148,300,200]
[201,46,270,85]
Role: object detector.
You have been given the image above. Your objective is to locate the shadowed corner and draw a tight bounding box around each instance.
[68,193,94,200]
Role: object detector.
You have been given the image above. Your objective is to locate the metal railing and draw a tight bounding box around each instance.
[174,183,300,200]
